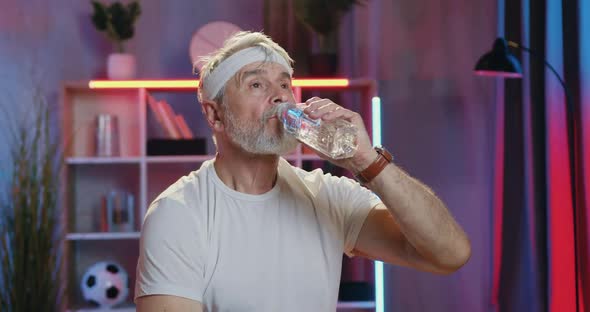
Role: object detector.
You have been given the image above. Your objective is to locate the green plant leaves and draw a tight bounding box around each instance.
[0,88,64,312]
[91,1,108,31]
[127,2,141,24]
[109,3,134,41]
[90,1,142,52]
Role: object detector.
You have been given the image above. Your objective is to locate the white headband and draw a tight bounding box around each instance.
[201,46,293,100]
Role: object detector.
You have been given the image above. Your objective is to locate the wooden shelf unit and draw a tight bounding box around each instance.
[61,78,378,311]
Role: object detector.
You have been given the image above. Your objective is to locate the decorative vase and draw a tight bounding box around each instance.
[107,53,136,79]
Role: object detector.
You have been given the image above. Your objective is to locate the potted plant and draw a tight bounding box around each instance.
[293,0,366,75]
[91,1,141,79]
[0,88,64,311]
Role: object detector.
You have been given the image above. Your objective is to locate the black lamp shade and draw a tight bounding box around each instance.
[475,38,523,78]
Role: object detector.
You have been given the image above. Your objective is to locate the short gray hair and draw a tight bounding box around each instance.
[195,31,293,105]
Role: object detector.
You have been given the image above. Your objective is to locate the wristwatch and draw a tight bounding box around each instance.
[354,146,393,184]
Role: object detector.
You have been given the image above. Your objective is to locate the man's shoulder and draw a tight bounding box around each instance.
[288,162,324,179]
[140,164,212,245]
[281,158,354,183]
[278,158,360,198]
[148,160,213,213]
[280,158,325,184]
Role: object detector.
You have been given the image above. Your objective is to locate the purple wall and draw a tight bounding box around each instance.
[0,0,264,182]
[339,0,498,311]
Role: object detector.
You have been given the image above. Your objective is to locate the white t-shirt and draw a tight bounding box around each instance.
[135,158,381,311]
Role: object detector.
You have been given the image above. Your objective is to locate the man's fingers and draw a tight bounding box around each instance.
[304,98,331,114]
[321,108,356,121]
[301,97,359,123]
[304,97,322,106]
[307,102,338,118]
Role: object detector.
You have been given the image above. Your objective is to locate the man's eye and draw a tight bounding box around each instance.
[281,83,290,89]
[251,82,261,88]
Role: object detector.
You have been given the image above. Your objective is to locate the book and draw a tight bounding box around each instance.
[147,94,195,140]
[146,94,170,138]
[156,100,182,139]
[175,114,194,139]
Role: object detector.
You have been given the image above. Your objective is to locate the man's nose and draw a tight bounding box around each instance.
[272,95,287,104]
[271,86,288,104]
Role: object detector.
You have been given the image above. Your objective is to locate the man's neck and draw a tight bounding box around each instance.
[213,148,280,195]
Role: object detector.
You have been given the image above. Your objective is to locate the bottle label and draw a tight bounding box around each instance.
[284,108,319,134]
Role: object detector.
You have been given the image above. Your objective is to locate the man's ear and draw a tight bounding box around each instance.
[201,100,224,131]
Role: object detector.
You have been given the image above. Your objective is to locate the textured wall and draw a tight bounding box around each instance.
[339,0,498,311]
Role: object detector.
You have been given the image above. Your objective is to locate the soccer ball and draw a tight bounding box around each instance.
[81,261,129,308]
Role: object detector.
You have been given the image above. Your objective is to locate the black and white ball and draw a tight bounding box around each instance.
[81,261,129,307]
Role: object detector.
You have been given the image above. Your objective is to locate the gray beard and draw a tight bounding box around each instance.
[224,107,298,156]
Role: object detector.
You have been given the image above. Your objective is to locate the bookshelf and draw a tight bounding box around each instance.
[66,301,375,312]
[61,78,378,311]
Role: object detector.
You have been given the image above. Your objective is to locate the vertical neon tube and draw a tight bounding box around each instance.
[372,96,384,312]
[372,96,382,149]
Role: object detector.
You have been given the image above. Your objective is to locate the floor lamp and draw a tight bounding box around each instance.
[474,37,580,311]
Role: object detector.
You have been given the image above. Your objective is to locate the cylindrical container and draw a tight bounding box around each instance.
[95,114,120,157]
[106,190,135,232]
[276,102,358,159]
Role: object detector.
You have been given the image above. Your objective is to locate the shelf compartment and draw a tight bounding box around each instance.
[63,88,142,158]
[66,240,139,311]
[67,164,140,233]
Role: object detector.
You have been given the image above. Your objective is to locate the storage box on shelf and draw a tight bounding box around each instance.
[61,78,378,311]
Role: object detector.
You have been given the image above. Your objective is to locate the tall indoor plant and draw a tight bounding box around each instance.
[0,88,64,311]
[293,0,366,75]
[91,1,141,79]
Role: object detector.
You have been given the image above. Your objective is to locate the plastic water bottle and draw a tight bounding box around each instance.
[276,102,358,159]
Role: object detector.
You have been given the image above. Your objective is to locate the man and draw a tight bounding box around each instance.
[135,31,471,311]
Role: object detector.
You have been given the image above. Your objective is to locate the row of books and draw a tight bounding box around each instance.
[147,94,195,139]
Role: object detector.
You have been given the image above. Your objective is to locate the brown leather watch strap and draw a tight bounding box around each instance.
[354,146,393,184]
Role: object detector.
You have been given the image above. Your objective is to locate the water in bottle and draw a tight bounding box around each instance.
[276,102,358,159]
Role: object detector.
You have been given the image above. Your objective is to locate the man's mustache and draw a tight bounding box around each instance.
[262,103,283,122]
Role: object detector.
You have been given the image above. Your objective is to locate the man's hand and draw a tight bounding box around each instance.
[301,97,378,173]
